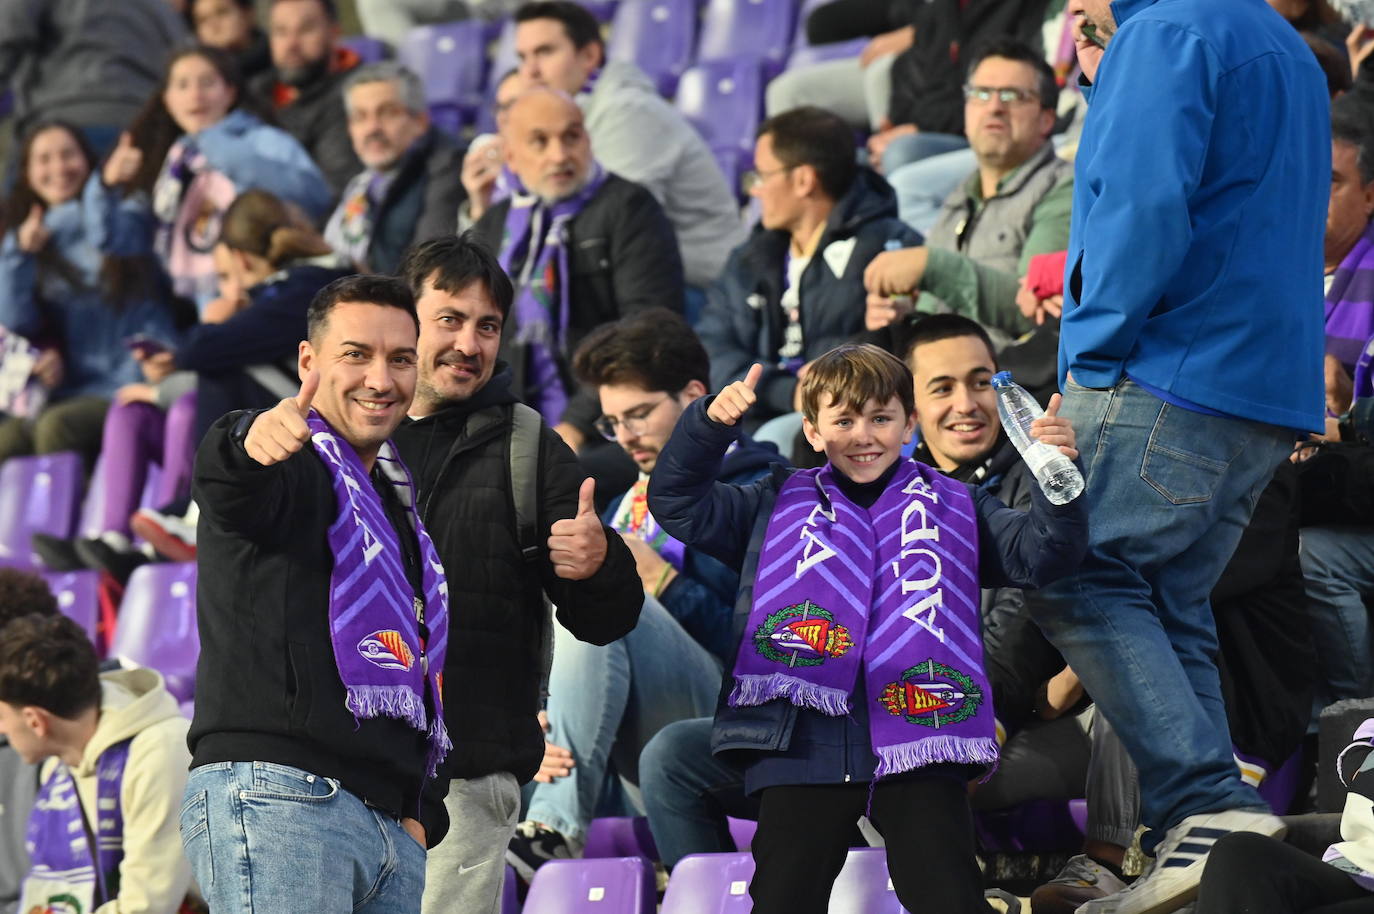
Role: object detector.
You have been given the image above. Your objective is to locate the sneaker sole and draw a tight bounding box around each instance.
[130,514,197,563]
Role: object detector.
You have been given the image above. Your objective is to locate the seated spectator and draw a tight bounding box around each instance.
[188,0,273,84]
[505,308,779,879]
[0,614,192,914]
[511,1,744,292]
[34,188,349,580]
[251,0,363,196]
[101,44,331,310]
[0,121,180,470]
[696,106,919,438]
[864,38,1073,341]
[866,0,1050,175]
[459,69,528,230]
[0,0,188,159]
[469,86,685,457]
[1323,114,1374,417]
[0,571,63,914]
[325,62,466,275]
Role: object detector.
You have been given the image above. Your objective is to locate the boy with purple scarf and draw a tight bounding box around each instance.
[647,343,1088,913]
[186,275,450,914]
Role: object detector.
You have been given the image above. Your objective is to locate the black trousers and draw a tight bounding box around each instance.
[749,774,990,914]
[1196,832,1374,914]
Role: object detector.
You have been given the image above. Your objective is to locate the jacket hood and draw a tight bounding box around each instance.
[826,166,901,237]
[253,259,351,298]
[74,668,181,776]
[721,435,785,482]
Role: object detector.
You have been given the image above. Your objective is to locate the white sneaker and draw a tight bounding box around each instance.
[1074,809,1286,914]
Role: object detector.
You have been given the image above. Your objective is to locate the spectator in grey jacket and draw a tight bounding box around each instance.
[0,0,187,158]
[512,1,744,290]
[325,62,467,275]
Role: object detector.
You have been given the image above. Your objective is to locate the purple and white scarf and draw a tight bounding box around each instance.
[22,738,132,912]
[1327,221,1374,372]
[497,162,609,422]
[611,477,687,570]
[731,459,998,778]
[307,412,452,776]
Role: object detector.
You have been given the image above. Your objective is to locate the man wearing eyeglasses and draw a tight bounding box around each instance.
[864,38,1073,341]
[504,307,780,881]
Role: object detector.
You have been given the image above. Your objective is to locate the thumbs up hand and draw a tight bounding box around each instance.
[16,204,50,254]
[548,477,608,581]
[244,370,319,466]
[707,363,763,427]
[102,132,143,188]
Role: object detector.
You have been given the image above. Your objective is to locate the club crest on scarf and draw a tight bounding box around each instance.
[754,601,852,666]
[358,630,416,671]
[878,659,984,728]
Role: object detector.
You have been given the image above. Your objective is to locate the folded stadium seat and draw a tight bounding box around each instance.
[75,454,164,541]
[828,848,909,914]
[0,452,84,570]
[108,562,199,704]
[785,36,870,70]
[606,0,699,97]
[696,0,797,81]
[582,0,621,21]
[974,798,1087,853]
[399,21,490,136]
[582,816,660,862]
[660,852,755,914]
[726,816,757,851]
[674,58,763,192]
[341,34,391,63]
[502,864,520,914]
[523,856,656,913]
[41,569,100,647]
[1254,748,1306,816]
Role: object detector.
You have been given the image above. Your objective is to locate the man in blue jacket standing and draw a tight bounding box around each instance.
[1036,2,1330,913]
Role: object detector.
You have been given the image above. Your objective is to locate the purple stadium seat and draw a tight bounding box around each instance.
[41,570,100,647]
[1255,748,1306,815]
[697,0,796,80]
[582,816,660,861]
[583,0,621,21]
[606,0,698,97]
[786,36,869,70]
[674,58,763,190]
[661,852,755,913]
[109,562,198,703]
[828,848,909,914]
[975,799,1086,853]
[502,864,520,914]
[726,816,757,852]
[341,34,391,63]
[1069,797,1088,835]
[0,452,84,570]
[523,856,656,913]
[398,21,489,132]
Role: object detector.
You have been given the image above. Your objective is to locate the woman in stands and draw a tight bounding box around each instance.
[94,44,331,310]
[0,120,181,469]
[35,189,350,580]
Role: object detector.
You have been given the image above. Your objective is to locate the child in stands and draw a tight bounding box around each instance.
[647,343,1087,913]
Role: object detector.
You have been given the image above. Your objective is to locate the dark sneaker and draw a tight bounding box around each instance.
[32,533,85,572]
[505,820,573,884]
[74,537,150,585]
[130,507,197,562]
[1031,854,1129,914]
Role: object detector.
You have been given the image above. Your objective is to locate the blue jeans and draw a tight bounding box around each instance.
[880,132,969,177]
[1299,526,1374,711]
[640,717,758,869]
[181,761,427,913]
[526,595,722,840]
[888,146,978,235]
[1032,379,1293,849]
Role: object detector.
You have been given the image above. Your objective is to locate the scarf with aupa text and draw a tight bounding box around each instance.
[307,412,452,776]
[730,459,998,778]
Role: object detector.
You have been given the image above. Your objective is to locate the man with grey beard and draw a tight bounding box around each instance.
[469,86,685,462]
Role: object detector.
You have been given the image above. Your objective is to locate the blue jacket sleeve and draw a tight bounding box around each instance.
[973,477,1088,590]
[1061,22,1219,388]
[0,233,40,335]
[657,557,737,662]
[647,397,773,572]
[82,172,155,257]
[174,281,308,374]
[203,121,333,223]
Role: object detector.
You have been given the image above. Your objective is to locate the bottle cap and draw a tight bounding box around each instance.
[990,371,1013,389]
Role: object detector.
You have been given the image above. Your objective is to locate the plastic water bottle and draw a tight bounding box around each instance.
[990,371,1084,505]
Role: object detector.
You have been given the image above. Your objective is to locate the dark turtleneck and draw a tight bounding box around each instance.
[831,459,902,510]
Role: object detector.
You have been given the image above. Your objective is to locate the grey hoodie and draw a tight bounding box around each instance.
[0,737,33,914]
[579,61,745,288]
[0,0,188,134]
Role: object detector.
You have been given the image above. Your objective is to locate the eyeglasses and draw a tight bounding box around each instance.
[741,164,794,194]
[963,85,1041,106]
[594,395,674,441]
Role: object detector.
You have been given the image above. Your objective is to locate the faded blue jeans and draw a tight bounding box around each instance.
[1032,379,1293,850]
[181,761,427,913]
[1298,526,1374,712]
[526,595,722,841]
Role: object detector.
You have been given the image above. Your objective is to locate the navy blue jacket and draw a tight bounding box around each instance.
[647,399,1088,791]
[603,435,781,664]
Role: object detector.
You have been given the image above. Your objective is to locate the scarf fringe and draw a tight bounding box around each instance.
[346,685,431,734]
[874,736,1001,779]
[729,673,852,716]
[425,715,453,779]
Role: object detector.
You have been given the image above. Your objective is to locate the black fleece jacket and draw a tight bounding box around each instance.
[392,365,644,783]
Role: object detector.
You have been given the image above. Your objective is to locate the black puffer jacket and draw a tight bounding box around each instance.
[391,366,644,782]
[251,55,363,197]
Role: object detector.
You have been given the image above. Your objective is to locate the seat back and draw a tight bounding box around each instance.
[697,0,796,78]
[0,452,83,569]
[399,21,489,130]
[41,569,101,647]
[523,856,656,913]
[828,848,909,914]
[582,816,660,861]
[108,562,199,703]
[606,0,698,96]
[661,852,755,914]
